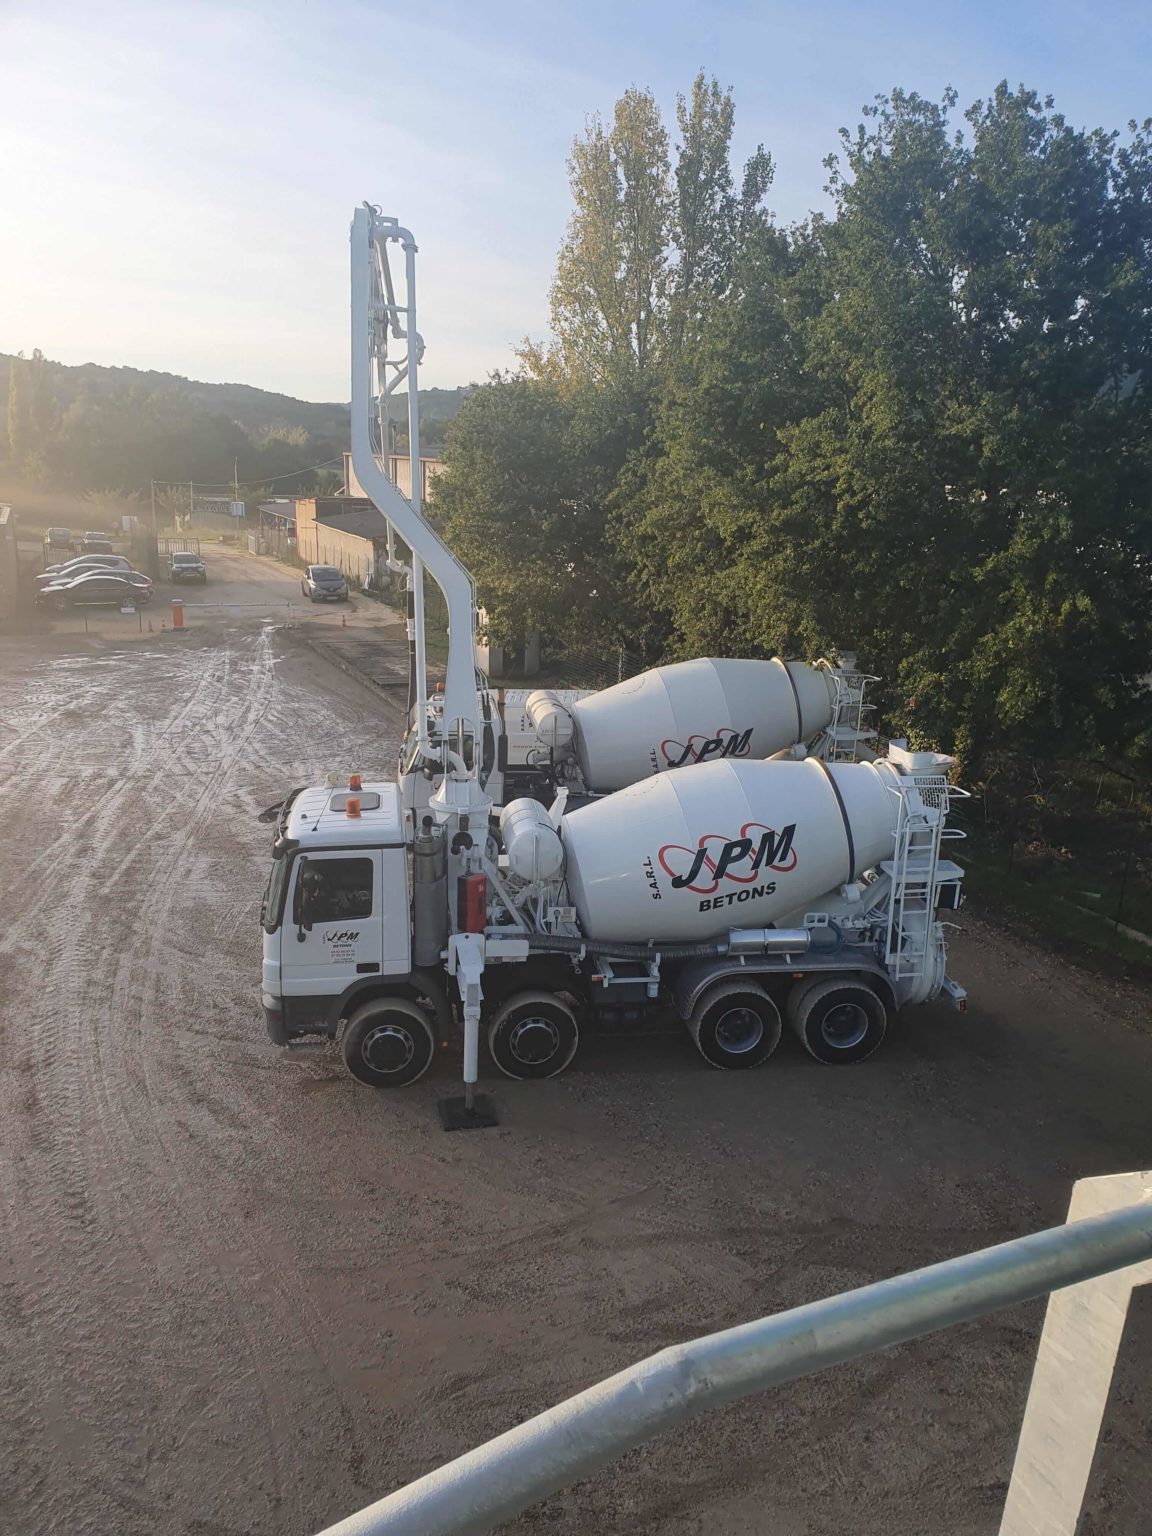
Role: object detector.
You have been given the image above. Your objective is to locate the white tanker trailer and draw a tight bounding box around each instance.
[257,207,967,1123]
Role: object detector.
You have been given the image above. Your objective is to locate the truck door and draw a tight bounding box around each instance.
[280,851,384,1001]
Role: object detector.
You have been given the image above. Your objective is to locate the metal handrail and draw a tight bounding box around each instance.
[315,1200,1152,1536]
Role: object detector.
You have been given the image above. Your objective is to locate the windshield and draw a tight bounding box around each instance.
[173,553,200,564]
[313,567,342,580]
[262,852,292,933]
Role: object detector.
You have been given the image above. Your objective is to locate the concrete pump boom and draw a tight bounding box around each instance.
[349,205,480,775]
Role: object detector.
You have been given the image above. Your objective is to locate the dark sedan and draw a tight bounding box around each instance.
[37,571,153,608]
[168,552,208,583]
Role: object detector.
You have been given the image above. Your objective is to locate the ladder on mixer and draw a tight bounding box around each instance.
[823,670,879,763]
[880,782,945,984]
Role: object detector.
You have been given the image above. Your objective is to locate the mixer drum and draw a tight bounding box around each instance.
[561,757,901,942]
[570,658,837,793]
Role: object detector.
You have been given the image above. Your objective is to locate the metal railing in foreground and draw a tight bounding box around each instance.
[315,1175,1152,1536]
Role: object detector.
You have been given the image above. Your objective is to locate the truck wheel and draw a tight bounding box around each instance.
[784,975,824,1031]
[341,998,435,1087]
[488,991,579,1080]
[688,981,782,1070]
[791,979,887,1065]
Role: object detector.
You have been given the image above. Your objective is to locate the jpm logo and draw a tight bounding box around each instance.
[659,726,752,768]
[325,929,361,943]
[657,822,797,897]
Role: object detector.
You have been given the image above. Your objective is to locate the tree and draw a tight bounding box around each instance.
[527,88,671,386]
[6,348,55,470]
[669,73,774,351]
[527,75,773,391]
[653,85,1152,763]
[435,375,649,655]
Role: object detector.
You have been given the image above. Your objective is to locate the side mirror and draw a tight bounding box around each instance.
[292,857,312,940]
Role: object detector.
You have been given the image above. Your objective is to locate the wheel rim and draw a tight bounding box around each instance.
[713,1005,764,1055]
[361,1023,416,1074]
[820,1002,869,1050]
[506,1015,560,1066]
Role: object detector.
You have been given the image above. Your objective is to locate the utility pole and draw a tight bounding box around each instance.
[149,479,157,537]
[189,480,194,532]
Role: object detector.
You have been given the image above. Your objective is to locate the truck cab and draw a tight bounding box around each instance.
[261,781,411,1045]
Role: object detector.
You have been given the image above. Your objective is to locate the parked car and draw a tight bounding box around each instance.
[36,554,131,586]
[44,526,74,552]
[81,536,116,555]
[301,564,348,602]
[37,571,152,608]
[168,551,207,583]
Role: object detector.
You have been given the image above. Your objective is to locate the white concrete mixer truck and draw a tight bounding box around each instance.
[258,207,967,1121]
[476,653,875,805]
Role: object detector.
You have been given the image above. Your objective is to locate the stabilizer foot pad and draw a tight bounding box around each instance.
[438,1094,499,1131]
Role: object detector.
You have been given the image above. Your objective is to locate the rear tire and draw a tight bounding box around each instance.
[790,979,887,1065]
[688,981,782,1070]
[341,998,435,1087]
[488,991,579,1080]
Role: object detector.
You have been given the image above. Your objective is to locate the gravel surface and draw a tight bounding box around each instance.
[1,609,1150,1536]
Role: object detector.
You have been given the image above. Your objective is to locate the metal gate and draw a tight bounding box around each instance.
[157,537,201,555]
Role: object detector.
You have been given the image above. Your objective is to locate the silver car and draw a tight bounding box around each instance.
[301,565,348,602]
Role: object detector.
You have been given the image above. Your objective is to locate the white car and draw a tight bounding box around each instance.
[36,554,131,587]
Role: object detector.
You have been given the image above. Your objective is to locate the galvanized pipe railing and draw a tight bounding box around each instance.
[316,1199,1152,1536]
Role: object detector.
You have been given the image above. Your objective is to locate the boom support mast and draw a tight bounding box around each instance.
[349,205,480,772]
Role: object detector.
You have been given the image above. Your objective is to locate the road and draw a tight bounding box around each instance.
[1,584,1151,1534]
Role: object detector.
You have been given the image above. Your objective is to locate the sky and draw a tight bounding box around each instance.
[2,0,1151,400]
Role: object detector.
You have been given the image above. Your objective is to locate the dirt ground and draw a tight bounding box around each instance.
[1,581,1151,1535]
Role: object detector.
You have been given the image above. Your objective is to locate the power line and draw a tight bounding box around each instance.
[151,455,345,492]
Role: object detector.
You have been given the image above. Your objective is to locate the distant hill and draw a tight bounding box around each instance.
[0,353,469,442]
[0,350,469,496]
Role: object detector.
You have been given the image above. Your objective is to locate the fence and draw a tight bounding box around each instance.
[527,643,642,691]
[316,1176,1152,1536]
[960,752,1152,965]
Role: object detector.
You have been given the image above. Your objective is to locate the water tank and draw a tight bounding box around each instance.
[562,757,901,942]
[570,658,837,793]
[500,797,565,882]
[524,689,576,753]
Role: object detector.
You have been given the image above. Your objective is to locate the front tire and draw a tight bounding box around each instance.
[341,998,435,1087]
[687,980,782,1069]
[488,991,579,1080]
[790,979,887,1064]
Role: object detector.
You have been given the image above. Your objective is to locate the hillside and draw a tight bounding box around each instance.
[0,353,468,441]
[0,351,468,496]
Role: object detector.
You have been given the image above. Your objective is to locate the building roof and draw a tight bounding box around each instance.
[314,499,390,542]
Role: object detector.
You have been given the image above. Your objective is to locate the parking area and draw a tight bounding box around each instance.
[30,544,398,636]
[0,617,1150,1536]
